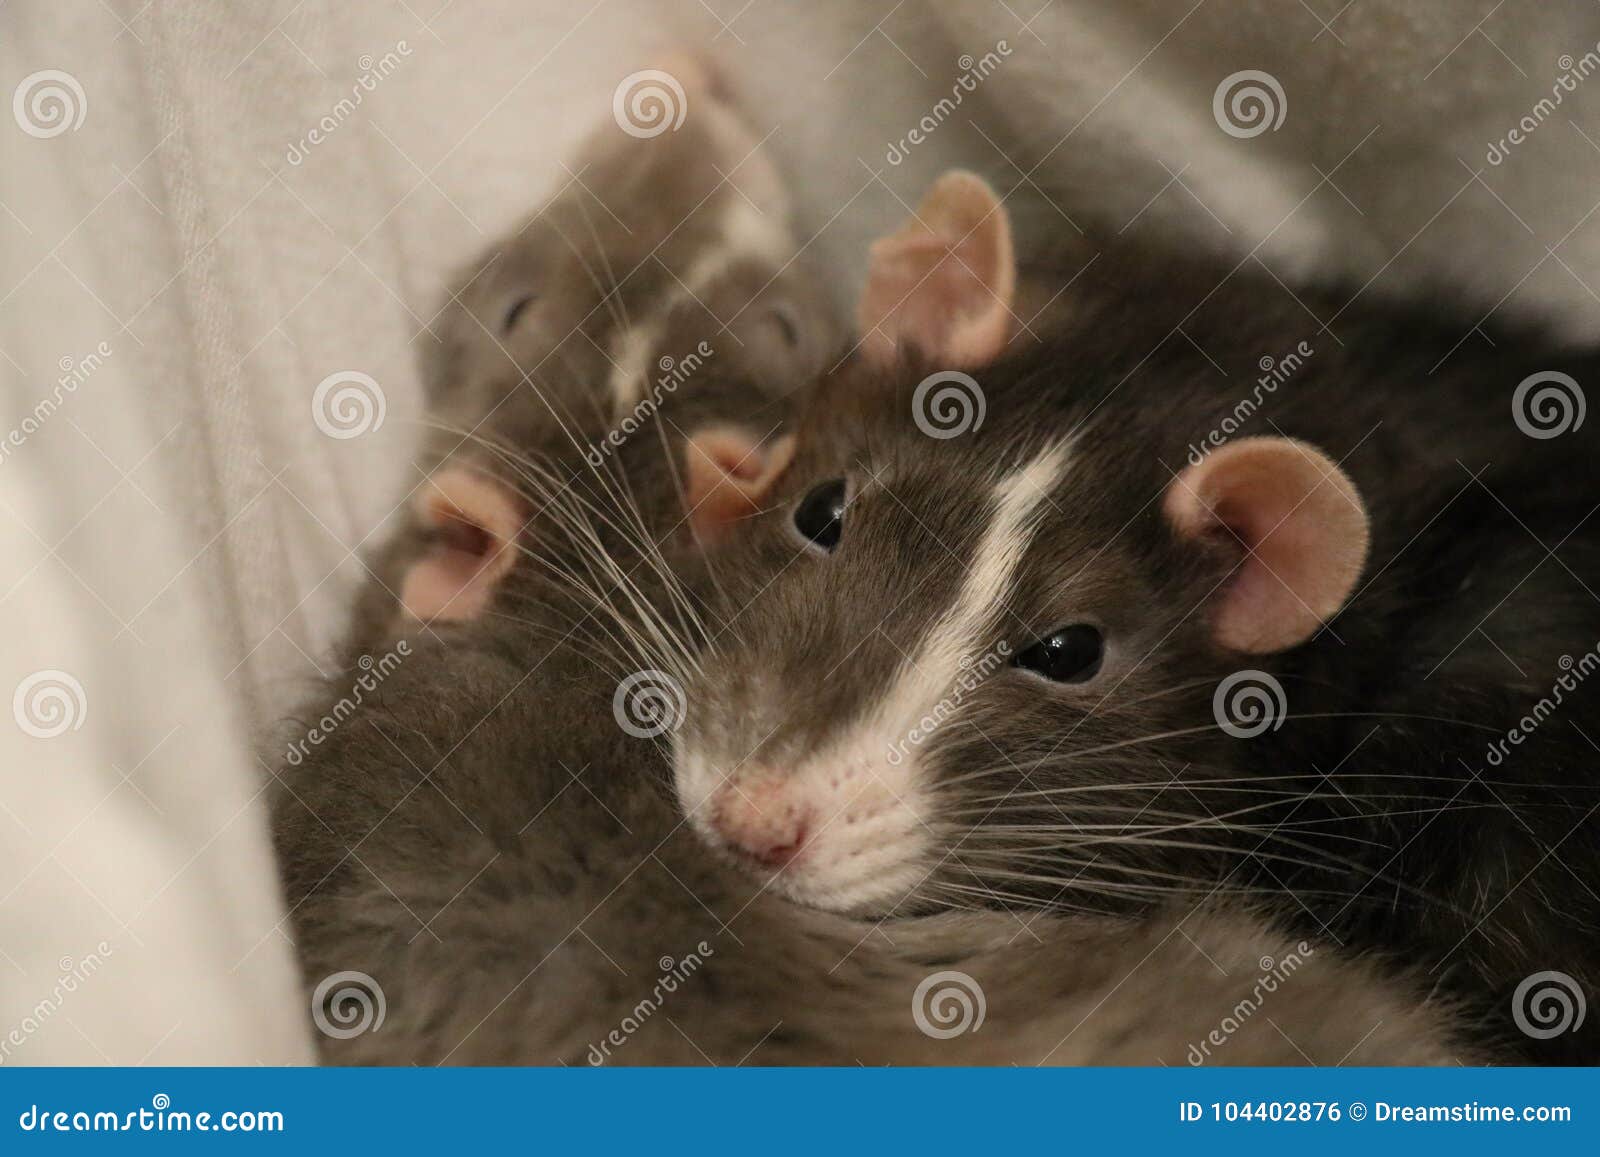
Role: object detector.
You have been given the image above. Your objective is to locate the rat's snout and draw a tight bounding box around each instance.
[709,778,810,868]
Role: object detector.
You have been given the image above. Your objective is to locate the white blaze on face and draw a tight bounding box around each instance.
[876,439,1072,742]
[606,316,667,413]
[718,193,793,269]
[604,122,795,418]
[676,441,1073,914]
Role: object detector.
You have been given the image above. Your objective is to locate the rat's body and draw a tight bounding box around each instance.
[679,196,1600,1062]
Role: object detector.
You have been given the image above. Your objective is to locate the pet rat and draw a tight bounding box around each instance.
[416,54,836,470]
[278,390,1470,1066]
[669,171,1600,1063]
[270,86,1475,1066]
[274,613,1471,1065]
[345,57,838,647]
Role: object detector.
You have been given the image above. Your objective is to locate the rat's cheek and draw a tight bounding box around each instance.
[670,745,714,815]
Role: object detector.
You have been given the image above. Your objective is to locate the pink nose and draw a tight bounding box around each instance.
[710,781,809,867]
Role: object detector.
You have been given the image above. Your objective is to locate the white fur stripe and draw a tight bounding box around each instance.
[606,316,665,412]
[878,440,1071,731]
[607,196,794,416]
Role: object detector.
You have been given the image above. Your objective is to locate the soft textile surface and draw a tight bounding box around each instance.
[2,0,1595,1064]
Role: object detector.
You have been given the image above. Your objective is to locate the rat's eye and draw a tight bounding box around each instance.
[1013,625,1103,684]
[501,293,537,333]
[792,478,847,552]
[768,302,801,348]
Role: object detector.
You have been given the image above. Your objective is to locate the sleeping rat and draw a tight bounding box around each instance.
[418,55,836,453]
[667,171,1600,1062]
[345,57,837,647]
[271,82,1474,1065]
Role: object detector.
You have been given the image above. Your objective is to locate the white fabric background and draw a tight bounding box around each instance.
[2,0,1597,1064]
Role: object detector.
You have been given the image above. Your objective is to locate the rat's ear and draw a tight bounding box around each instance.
[857,170,1015,369]
[682,427,796,546]
[1164,437,1368,654]
[399,467,525,623]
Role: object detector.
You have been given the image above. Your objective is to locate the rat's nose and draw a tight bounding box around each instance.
[710,780,809,867]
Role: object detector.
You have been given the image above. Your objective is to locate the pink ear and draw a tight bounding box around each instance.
[682,427,796,546]
[857,170,1015,368]
[400,467,525,623]
[1164,438,1369,654]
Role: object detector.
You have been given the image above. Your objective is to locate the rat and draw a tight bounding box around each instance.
[665,170,1600,1063]
[342,55,838,648]
[270,80,1477,1065]
[277,376,1473,1067]
[274,611,1472,1065]
[416,54,840,465]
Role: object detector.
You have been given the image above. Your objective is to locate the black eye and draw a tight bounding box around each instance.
[1013,625,1103,684]
[501,293,536,332]
[792,478,847,552]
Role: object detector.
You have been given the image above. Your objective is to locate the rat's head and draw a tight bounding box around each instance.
[418,55,837,471]
[672,172,1371,915]
[383,55,844,640]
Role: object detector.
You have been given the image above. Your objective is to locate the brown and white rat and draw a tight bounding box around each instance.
[270,86,1475,1065]
[668,170,1600,1063]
